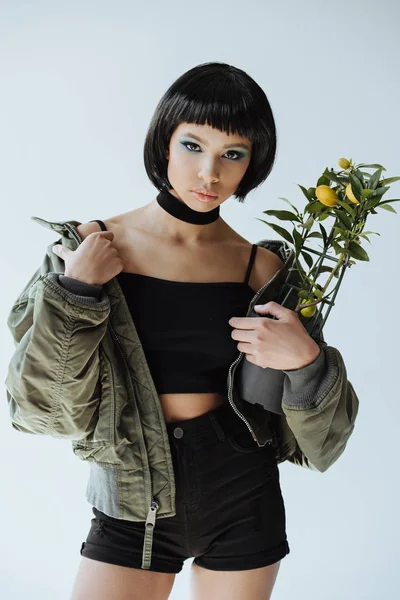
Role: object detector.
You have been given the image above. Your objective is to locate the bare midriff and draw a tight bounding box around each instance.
[159,393,228,423]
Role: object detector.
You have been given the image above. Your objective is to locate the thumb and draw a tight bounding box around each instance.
[52,244,69,261]
[253,301,286,321]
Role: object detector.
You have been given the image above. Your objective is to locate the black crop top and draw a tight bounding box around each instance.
[89,219,257,395]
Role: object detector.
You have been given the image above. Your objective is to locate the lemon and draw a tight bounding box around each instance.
[346,183,359,204]
[338,158,351,169]
[315,185,338,207]
[300,298,317,318]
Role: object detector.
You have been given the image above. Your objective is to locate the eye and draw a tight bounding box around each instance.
[181,141,245,161]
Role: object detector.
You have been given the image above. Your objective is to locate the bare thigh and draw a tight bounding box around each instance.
[70,556,176,600]
[190,560,281,600]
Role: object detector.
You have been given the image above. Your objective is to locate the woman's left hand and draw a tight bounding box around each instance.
[228,301,321,371]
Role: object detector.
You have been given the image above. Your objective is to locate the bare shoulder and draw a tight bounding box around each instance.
[256,246,285,271]
[250,245,285,291]
[74,221,104,241]
[222,224,285,289]
[73,212,135,241]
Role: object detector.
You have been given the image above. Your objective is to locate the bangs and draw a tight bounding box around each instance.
[166,75,263,145]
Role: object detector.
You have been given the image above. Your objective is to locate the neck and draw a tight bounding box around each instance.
[149,188,222,243]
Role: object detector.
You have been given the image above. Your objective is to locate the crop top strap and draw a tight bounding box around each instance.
[244,244,258,285]
[89,219,108,232]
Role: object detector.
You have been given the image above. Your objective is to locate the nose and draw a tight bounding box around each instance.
[198,159,219,184]
[198,167,219,184]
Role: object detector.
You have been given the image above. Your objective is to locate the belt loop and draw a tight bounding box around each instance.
[208,412,226,442]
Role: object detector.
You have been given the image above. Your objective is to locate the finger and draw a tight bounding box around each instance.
[52,244,69,260]
[96,231,114,241]
[237,341,254,355]
[231,328,254,342]
[228,317,263,329]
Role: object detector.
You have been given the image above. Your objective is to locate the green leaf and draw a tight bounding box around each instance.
[357,234,372,245]
[323,171,348,186]
[263,209,300,222]
[307,231,323,239]
[368,185,390,199]
[334,209,352,229]
[380,176,400,186]
[378,198,400,205]
[307,187,316,199]
[377,204,397,213]
[319,223,328,246]
[368,168,383,190]
[304,216,314,230]
[318,213,330,221]
[311,264,340,279]
[348,173,363,202]
[364,199,381,211]
[361,189,374,198]
[356,163,386,171]
[305,201,326,214]
[296,183,312,202]
[347,241,370,261]
[278,197,300,215]
[335,198,356,218]
[255,219,294,244]
[301,251,314,269]
[356,231,380,245]
[353,169,366,187]
[333,226,347,238]
[317,172,331,186]
[332,241,344,255]
[293,227,303,252]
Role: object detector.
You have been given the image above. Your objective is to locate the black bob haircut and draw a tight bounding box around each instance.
[143,61,277,203]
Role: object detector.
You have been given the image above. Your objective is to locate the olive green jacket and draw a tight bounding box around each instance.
[5,216,359,569]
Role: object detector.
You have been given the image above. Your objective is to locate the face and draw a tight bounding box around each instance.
[165,122,252,210]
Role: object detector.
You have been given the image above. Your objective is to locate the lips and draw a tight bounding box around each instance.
[192,189,218,197]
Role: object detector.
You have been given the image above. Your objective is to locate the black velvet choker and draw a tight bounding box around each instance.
[156,188,220,225]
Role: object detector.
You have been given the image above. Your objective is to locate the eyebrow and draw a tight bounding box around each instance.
[181,132,251,150]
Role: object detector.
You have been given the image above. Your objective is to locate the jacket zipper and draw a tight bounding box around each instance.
[108,320,159,522]
[226,246,291,444]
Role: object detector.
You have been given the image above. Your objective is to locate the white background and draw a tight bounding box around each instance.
[1,1,399,598]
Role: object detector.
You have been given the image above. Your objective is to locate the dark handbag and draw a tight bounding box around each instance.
[234,243,324,415]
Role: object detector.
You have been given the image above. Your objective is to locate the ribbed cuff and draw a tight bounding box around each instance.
[282,346,329,408]
[44,273,107,307]
[58,275,104,299]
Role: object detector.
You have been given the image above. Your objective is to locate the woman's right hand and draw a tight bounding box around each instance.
[52,231,124,285]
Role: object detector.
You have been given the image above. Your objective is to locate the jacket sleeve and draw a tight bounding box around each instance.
[5,238,110,441]
[280,323,359,473]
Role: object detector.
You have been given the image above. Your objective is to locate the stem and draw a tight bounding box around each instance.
[294,254,344,312]
[294,239,350,313]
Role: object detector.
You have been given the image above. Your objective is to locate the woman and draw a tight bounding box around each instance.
[6,62,358,600]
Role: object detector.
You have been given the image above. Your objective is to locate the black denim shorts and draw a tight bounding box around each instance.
[80,399,290,573]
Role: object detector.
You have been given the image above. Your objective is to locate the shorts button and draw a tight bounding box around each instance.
[173,427,184,439]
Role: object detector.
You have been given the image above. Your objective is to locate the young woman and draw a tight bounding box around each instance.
[6,61,358,600]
